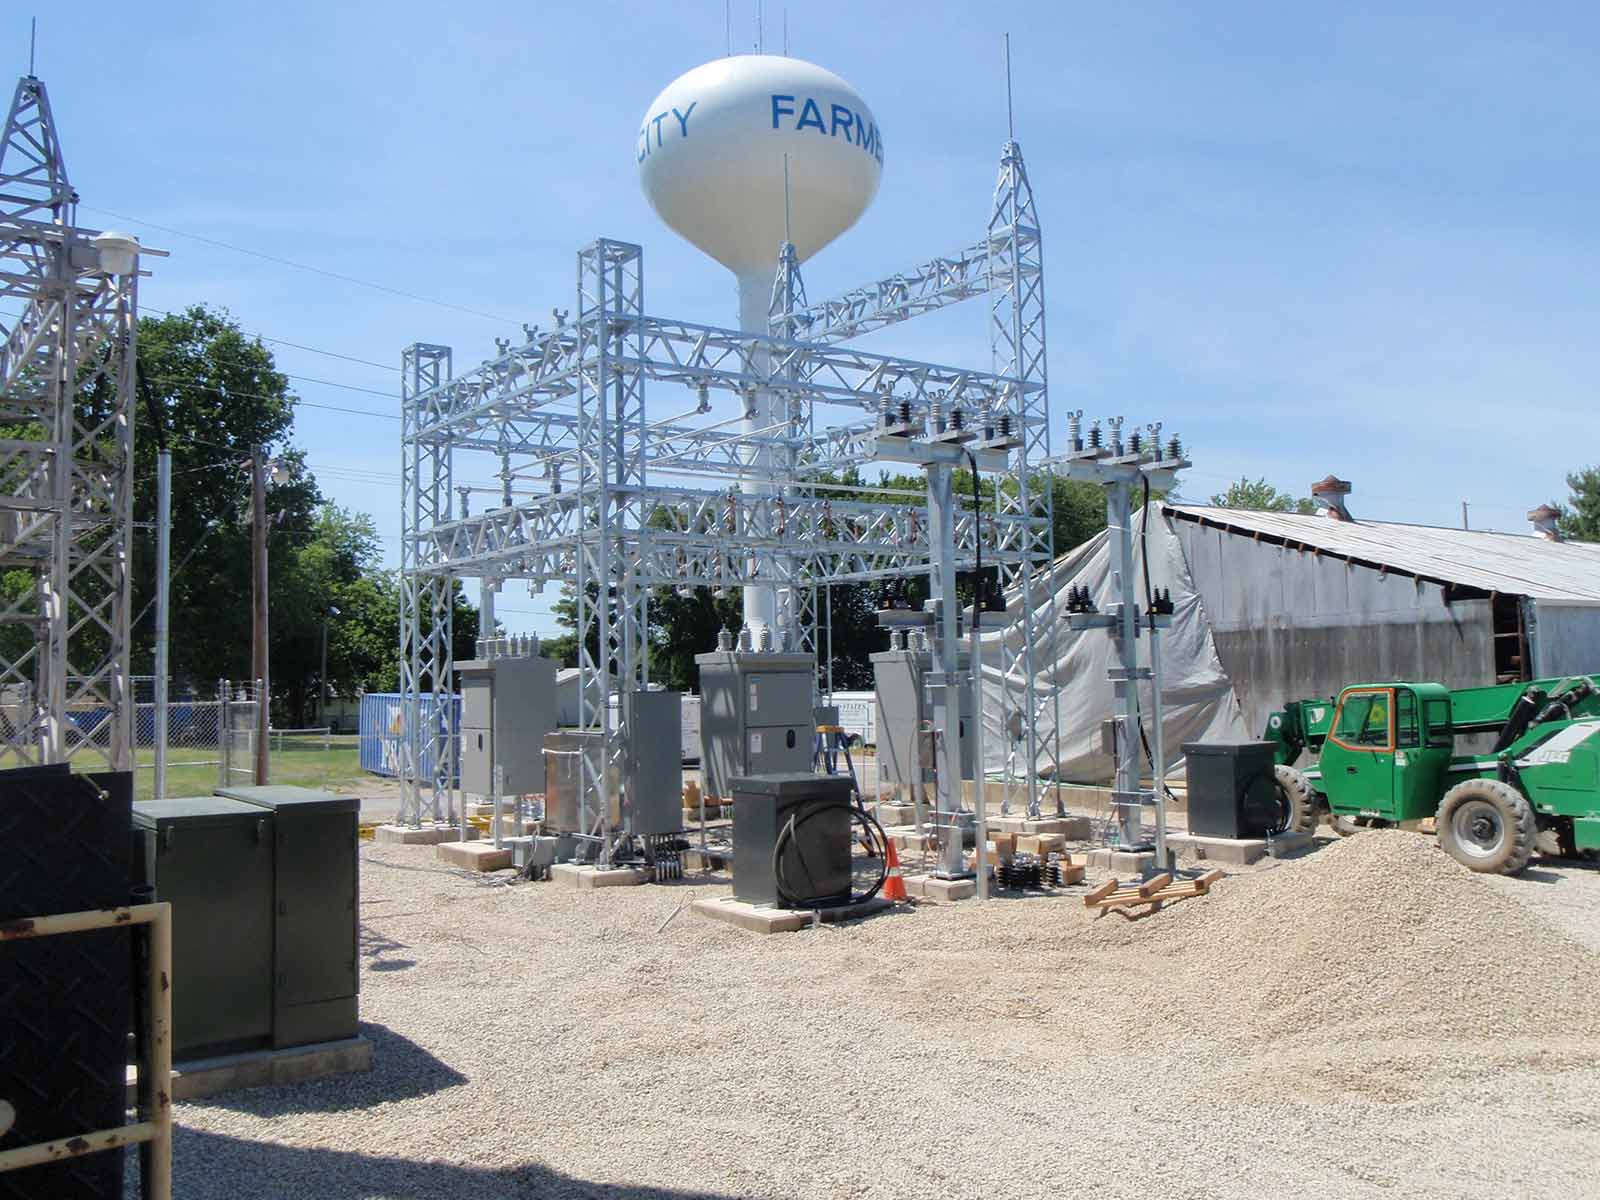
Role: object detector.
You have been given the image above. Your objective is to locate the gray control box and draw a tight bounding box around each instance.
[459,651,557,797]
[870,647,974,785]
[621,689,684,836]
[694,649,816,799]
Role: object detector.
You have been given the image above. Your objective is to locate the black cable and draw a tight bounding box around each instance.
[773,798,889,908]
[964,448,987,611]
[1140,474,1155,634]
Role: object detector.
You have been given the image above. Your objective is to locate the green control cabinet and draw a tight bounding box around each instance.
[216,785,360,1048]
[131,797,275,1060]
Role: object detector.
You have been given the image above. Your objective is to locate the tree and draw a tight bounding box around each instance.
[1210,476,1316,514]
[128,305,323,698]
[1558,466,1600,542]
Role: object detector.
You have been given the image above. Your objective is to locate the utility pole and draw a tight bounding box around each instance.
[251,448,269,785]
[318,605,339,731]
[153,449,171,799]
[1462,501,1470,531]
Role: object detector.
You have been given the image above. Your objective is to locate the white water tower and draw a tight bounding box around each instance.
[638,54,883,637]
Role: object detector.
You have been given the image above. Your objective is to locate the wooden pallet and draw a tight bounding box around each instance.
[1083,869,1224,917]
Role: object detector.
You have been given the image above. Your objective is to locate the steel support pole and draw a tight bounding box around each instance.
[928,462,965,878]
[1109,483,1141,849]
[153,450,170,799]
[251,449,269,785]
[970,594,989,901]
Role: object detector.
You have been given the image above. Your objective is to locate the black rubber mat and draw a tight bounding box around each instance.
[0,767,132,1199]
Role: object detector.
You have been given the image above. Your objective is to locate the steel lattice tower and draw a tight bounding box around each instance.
[396,135,1056,839]
[0,73,145,772]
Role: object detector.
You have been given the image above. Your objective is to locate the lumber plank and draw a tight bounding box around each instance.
[1084,878,1119,905]
[1138,872,1173,897]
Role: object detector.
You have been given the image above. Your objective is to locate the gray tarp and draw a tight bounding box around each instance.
[975,508,1249,783]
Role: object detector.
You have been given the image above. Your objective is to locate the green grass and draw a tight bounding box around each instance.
[133,734,367,800]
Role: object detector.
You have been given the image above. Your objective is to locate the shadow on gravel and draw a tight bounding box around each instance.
[361,922,417,971]
[170,1127,738,1200]
[184,1023,467,1117]
[167,1126,732,1200]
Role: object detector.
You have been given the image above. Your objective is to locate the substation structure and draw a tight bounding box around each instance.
[0,73,152,771]
[397,140,1057,840]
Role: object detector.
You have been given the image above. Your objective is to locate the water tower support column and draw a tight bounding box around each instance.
[738,274,779,639]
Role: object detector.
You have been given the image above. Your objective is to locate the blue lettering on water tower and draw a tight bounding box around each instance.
[770,94,883,165]
[638,101,699,163]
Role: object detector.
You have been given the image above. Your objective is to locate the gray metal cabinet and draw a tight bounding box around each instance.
[870,647,974,785]
[217,785,359,1048]
[622,689,683,836]
[694,649,816,798]
[458,653,557,797]
[132,797,274,1059]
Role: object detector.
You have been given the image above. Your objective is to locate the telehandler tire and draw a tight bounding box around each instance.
[1272,764,1318,836]
[1436,779,1536,874]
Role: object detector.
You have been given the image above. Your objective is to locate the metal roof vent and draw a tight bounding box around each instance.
[1310,475,1353,522]
[1528,503,1562,541]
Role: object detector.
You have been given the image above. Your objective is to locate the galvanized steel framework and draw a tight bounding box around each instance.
[0,74,143,771]
[398,140,1057,829]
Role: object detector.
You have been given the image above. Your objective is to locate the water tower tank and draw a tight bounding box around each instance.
[637,54,883,285]
[637,54,883,642]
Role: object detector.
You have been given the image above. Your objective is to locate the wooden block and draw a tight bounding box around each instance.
[1018,833,1066,857]
[1084,878,1119,904]
[1051,863,1086,886]
[1138,872,1173,898]
[1194,869,1225,894]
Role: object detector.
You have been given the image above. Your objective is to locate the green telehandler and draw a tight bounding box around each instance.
[1261,674,1600,874]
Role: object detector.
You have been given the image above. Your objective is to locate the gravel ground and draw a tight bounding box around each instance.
[151,832,1600,1199]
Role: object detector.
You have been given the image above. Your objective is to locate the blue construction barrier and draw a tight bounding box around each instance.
[358,692,460,781]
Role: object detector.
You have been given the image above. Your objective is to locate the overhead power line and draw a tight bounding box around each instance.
[83,204,520,325]
[140,303,400,373]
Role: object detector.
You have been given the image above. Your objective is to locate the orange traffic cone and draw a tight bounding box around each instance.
[882,839,908,902]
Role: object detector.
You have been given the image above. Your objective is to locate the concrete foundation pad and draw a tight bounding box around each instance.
[985,816,1091,837]
[894,832,936,853]
[905,874,976,901]
[877,803,918,826]
[692,895,893,934]
[1266,830,1315,859]
[1023,817,1093,838]
[129,1036,373,1103]
[1086,848,1158,874]
[373,823,455,845]
[1166,833,1267,866]
[437,841,513,871]
[550,863,651,889]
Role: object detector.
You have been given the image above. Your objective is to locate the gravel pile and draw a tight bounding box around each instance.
[1078,830,1600,1042]
[150,837,1600,1200]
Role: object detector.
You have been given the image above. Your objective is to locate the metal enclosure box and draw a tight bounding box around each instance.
[731,773,855,908]
[543,730,619,833]
[1182,741,1280,839]
[694,649,815,798]
[870,648,974,785]
[458,652,557,797]
[622,689,683,836]
[217,785,360,1048]
[133,797,274,1059]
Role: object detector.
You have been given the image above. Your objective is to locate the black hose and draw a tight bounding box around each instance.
[1140,474,1155,633]
[773,799,889,908]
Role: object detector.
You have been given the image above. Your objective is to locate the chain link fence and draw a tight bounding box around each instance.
[133,680,354,799]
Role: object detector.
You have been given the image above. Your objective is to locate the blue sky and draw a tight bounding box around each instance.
[22,1,1600,635]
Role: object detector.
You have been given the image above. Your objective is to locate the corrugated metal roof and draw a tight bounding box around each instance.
[1163,504,1600,605]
